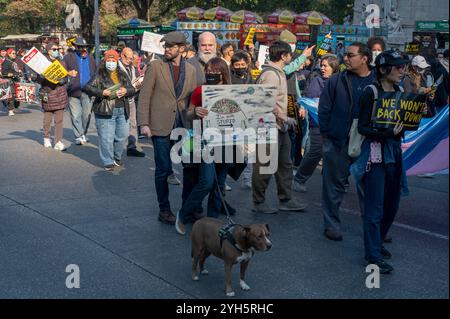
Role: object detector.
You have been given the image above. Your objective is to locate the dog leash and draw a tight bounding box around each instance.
[213,164,235,225]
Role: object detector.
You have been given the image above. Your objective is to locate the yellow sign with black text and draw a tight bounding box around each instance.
[42,60,69,84]
[244,28,256,46]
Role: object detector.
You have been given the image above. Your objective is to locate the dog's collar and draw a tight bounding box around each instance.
[219,224,248,253]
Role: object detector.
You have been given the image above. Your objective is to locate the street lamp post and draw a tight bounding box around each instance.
[94,0,100,65]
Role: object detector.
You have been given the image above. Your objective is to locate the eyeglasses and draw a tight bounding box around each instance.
[344,52,361,58]
[51,48,58,51]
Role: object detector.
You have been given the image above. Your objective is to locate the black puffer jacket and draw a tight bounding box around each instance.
[83,65,136,117]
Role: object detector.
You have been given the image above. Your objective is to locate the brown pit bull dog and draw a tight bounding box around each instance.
[191,217,272,297]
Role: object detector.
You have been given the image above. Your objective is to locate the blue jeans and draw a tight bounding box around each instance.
[179,161,216,224]
[363,162,401,262]
[69,92,93,139]
[152,135,174,212]
[95,107,129,166]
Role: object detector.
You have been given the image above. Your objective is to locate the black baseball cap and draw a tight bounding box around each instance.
[375,50,409,67]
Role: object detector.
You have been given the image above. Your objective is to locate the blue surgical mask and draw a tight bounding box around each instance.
[105,61,117,71]
[51,50,60,58]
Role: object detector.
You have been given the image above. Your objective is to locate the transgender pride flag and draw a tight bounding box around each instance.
[403,106,449,176]
[299,98,449,176]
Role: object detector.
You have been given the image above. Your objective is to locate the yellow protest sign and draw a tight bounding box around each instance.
[244,28,256,46]
[251,69,261,79]
[42,60,68,84]
[66,37,76,47]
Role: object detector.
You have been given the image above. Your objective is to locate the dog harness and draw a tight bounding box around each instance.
[218,224,247,253]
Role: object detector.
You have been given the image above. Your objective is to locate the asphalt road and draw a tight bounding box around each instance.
[0,104,448,299]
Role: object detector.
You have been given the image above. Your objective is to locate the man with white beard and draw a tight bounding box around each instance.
[188,32,217,86]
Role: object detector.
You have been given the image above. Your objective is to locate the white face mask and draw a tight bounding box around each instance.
[105,61,117,71]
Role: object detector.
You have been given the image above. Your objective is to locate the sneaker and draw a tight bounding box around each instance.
[225,183,232,191]
[158,211,176,225]
[279,199,307,212]
[381,246,392,259]
[75,137,85,145]
[82,135,89,143]
[104,164,115,171]
[44,138,52,148]
[8,110,14,116]
[167,173,181,185]
[384,235,393,243]
[54,141,66,151]
[114,159,123,167]
[252,203,278,214]
[324,229,343,241]
[127,148,146,157]
[175,211,186,235]
[292,180,307,193]
[368,259,394,274]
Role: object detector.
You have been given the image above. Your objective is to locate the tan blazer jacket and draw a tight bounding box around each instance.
[137,59,197,136]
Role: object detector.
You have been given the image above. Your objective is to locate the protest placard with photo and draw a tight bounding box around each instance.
[371,92,428,131]
[202,84,278,146]
[14,82,38,103]
[141,32,164,55]
[0,79,12,101]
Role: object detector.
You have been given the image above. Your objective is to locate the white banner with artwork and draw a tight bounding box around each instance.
[202,84,278,146]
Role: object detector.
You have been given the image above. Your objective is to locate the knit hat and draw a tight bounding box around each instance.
[104,49,119,62]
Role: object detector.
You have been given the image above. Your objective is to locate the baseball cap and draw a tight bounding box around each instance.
[375,50,409,67]
[411,55,430,69]
[161,31,187,46]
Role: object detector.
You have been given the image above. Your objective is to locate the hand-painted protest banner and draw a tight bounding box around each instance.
[316,32,333,57]
[257,45,269,70]
[372,92,428,131]
[202,84,278,146]
[244,27,256,46]
[141,32,164,55]
[42,60,69,84]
